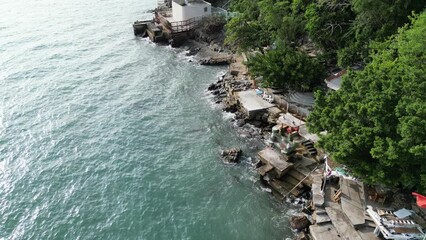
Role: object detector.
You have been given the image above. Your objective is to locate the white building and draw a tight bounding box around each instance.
[172,0,211,22]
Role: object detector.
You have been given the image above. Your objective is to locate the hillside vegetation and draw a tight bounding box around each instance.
[225,0,425,90]
[225,1,426,192]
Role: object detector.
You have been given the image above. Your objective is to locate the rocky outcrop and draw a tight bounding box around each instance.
[186,46,201,56]
[199,55,233,65]
[290,215,311,231]
[295,231,310,240]
[221,148,242,163]
[207,71,275,142]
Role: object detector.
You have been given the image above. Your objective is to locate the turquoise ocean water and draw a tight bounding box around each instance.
[0,0,297,239]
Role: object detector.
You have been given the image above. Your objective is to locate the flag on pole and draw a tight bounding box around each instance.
[412,192,426,208]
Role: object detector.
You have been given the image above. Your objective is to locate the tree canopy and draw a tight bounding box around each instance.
[225,0,425,68]
[307,12,426,192]
[246,43,324,91]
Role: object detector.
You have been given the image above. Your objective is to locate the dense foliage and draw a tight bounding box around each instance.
[225,0,425,190]
[246,44,324,91]
[226,0,425,67]
[307,13,426,192]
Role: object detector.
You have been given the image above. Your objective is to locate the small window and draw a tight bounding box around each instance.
[204,7,208,12]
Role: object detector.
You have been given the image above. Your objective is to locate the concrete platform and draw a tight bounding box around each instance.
[257,164,273,176]
[312,170,325,207]
[258,148,293,177]
[298,125,320,142]
[236,90,274,118]
[309,223,341,240]
[314,207,331,224]
[326,206,363,240]
[340,178,366,226]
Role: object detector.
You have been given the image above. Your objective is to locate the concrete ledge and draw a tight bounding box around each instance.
[236,90,274,118]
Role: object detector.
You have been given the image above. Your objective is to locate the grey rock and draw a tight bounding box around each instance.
[290,215,310,231]
[221,147,242,163]
[236,119,245,127]
[208,83,218,91]
[252,121,263,128]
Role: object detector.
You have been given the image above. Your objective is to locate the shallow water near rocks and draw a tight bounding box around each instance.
[0,0,298,239]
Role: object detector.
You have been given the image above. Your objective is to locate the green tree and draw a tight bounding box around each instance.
[338,0,426,66]
[246,43,324,91]
[258,0,307,44]
[224,0,270,51]
[308,12,426,192]
[225,0,309,51]
[305,0,355,51]
[224,14,271,51]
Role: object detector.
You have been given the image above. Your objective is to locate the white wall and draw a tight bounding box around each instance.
[172,1,211,22]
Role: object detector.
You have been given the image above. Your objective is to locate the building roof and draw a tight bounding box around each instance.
[173,0,210,6]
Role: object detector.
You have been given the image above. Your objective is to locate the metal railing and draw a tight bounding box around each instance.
[169,16,202,33]
[155,12,202,33]
[155,10,239,34]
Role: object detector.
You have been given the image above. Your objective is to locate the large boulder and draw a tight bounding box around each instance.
[221,148,242,163]
[199,55,233,65]
[290,215,310,231]
[208,83,218,91]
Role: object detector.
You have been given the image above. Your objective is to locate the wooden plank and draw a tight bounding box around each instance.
[258,148,293,177]
[309,223,341,240]
[325,206,363,240]
[340,178,365,226]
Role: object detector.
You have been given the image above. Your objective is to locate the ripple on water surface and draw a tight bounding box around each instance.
[0,0,298,239]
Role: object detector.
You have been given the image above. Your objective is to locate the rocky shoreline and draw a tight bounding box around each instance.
[205,53,316,239]
[202,51,426,240]
[141,24,426,239]
[135,6,426,240]
[180,40,277,145]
